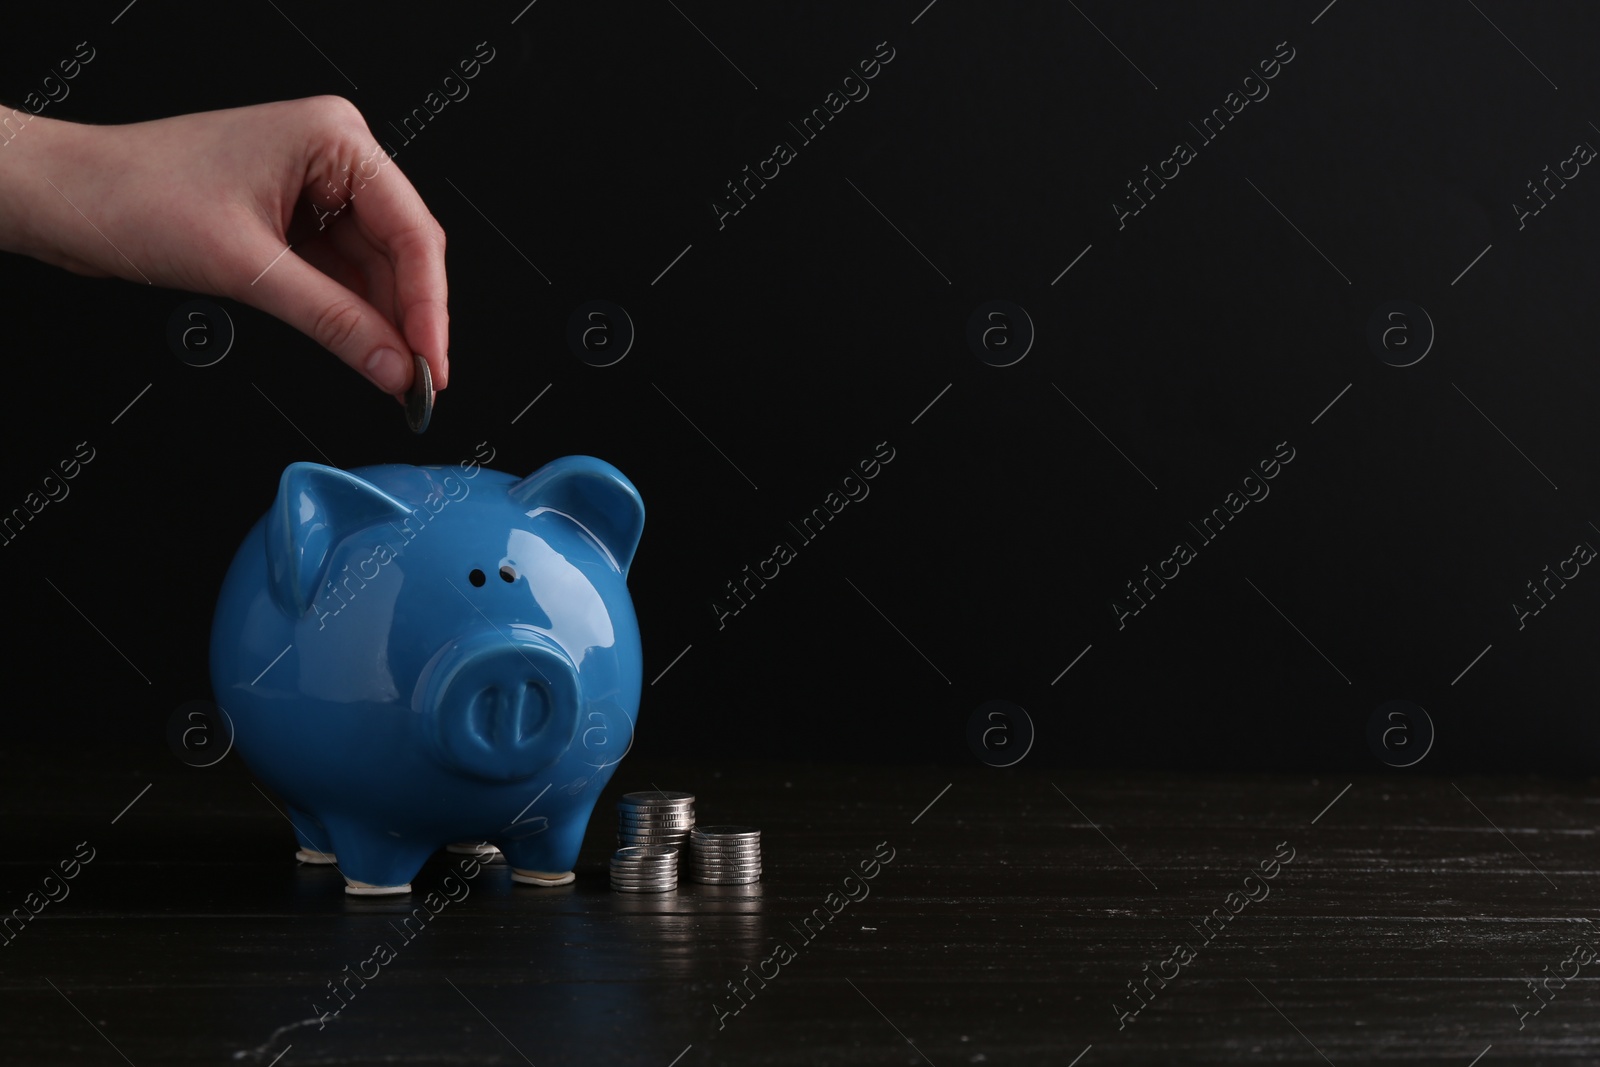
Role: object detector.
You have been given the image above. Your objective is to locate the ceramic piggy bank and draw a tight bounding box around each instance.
[209,453,644,895]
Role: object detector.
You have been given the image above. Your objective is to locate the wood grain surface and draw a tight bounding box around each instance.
[2,750,1596,1065]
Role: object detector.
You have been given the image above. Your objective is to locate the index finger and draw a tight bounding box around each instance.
[329,140,450,391]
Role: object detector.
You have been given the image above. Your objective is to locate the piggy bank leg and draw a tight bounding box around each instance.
[498,821,584,887]
[446,841,502,862]
[288,806,337,865]
[321,816,433,895]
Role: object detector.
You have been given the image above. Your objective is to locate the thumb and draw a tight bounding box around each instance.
[235,241,414,396]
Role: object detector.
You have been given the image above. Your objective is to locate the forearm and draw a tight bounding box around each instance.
[0,109,107,273]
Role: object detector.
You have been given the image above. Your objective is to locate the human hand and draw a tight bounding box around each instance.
[0,95,448,399]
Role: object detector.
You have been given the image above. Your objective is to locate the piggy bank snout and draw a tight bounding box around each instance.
[419,633,581,782]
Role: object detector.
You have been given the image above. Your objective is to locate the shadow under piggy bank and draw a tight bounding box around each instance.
[209,455,644,895]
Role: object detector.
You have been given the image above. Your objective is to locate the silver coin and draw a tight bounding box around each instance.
[609,859,677,868]
[618,811,696,822]
[614,845,678,858]
[688,861,760,869]
[618,799,695,809]
[614,844,684,857]
[688,844,761,857]
[692,860,759,868]
[610,874,677,884]
[689,859,761,869]
[404,352,433,434]
[690,874,760,883]
[691,825,760,840]
[618,846,686,854]
[690,847,761,856]
[612,872,677,881]
[604,883,675,895]
[611,861,678,871]
[621,790,694,804]
[619,834,691,843]
[689,847,762,859]
[618,845,687,853]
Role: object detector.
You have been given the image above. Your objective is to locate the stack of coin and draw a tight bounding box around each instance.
[617,790,695,850]
[689,825,761,884]
[609,845,679,893]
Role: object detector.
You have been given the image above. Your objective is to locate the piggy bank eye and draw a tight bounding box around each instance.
[468,569,486,587]
[499,565,518,583]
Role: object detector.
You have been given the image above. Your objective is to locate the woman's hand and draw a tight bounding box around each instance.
[0,95,448,399]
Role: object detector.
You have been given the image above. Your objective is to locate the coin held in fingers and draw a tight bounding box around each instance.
[405,352,434,434]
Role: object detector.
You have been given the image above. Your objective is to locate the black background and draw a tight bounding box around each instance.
[4,0,1598,772]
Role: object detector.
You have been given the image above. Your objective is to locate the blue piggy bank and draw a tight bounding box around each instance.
[209,452,644,895]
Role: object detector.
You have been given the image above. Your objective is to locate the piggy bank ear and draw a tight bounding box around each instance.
[265,462,413,616]
[509,456,645,575]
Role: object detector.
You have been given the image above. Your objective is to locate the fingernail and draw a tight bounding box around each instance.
[365,347,408,392]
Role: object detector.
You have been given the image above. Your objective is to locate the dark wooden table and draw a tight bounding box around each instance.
[2,748,1597,1065]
